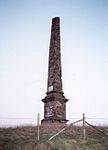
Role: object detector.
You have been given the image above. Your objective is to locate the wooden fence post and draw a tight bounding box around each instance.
[37,113,40,142]
[83,113,86,141]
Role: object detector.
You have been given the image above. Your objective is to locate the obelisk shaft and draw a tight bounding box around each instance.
[47,17,62,93]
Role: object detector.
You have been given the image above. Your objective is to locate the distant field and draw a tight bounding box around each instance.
[0,125,108,150]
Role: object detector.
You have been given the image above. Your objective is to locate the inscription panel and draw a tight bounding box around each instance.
[45,102,54,117]
[55,101,65,119]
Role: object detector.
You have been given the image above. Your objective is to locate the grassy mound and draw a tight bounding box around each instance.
[0,125,108,150]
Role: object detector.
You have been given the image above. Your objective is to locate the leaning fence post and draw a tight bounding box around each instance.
[83,113,86,141]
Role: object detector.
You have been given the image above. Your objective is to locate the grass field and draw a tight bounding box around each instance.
[0,125,108,150]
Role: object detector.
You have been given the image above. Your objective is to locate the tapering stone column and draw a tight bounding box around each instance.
[41,17,68,124]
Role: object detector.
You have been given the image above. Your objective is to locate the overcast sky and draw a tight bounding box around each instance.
[0,0,108,126]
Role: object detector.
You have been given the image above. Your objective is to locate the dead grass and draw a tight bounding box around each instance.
[0,125,108,150]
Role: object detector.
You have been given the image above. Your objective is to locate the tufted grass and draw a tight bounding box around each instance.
[0,125,108,150]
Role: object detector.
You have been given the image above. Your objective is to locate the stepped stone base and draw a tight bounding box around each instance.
[41,118,69,128]
[41,121,66,128]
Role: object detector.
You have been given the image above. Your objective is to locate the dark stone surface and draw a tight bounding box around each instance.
[41,17,68,124]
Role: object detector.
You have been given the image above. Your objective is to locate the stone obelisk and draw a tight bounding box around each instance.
[41,17,68,124]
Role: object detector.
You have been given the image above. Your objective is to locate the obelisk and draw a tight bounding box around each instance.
[41,17,68,124]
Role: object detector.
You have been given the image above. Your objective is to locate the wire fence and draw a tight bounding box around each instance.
[0,117,37,127]
[48,114,108,141]
[0,116,108,127]
[68,117,108,127]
